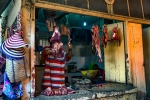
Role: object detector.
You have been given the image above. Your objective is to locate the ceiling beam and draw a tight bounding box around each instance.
[35,1,150,25]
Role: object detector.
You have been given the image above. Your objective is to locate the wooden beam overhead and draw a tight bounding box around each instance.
[35,1,150,25]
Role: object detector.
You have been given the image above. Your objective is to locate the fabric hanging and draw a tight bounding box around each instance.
[6,0,21,28]
[0,56,6,96]
[3,73,23,99]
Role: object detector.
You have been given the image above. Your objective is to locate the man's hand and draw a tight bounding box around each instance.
[67,43,72,60]
[68,43,72,50]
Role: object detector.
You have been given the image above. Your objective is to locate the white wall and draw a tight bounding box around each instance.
[39,39,104,69]
[104,22,126,83]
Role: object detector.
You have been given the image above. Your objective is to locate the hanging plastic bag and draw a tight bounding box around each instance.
[3,73,23,99]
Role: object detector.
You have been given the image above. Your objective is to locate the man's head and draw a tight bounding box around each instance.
[54,26,59,33]
[48,36,63,53]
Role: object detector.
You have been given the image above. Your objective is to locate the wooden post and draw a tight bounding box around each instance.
[140,0,145,19]
[124,20,132,84]
[30,3,36,98]
[126,0,130,17]
[65,0,67,5]
[21,0,32,99]
[87,0,90,9]
[127,23,146,98]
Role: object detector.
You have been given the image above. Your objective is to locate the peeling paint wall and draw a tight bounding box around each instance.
[127,23,146,98]
[104,22,126,83]
[142,27,150,98]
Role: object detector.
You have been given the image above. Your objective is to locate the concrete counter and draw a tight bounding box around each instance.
[32,83,137,100]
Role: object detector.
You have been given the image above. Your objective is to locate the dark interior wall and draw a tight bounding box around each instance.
[46,0,65,4]
[143,0,150,19]
[67,0,87,9]
[129,0,143,18]
[89,0,107,13]
[113,0,128,16]
[44,0,150,20]
[0,0,11,15]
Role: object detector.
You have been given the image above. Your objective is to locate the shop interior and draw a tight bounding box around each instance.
[34,7,127,96]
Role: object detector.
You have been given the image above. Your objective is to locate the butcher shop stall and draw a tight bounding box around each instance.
[32,4,138,100]
[1,0,150,100]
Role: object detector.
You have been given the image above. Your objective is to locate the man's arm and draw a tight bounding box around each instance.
[66,43,72,61]
[45,49,52,55]
[41,47,52,60]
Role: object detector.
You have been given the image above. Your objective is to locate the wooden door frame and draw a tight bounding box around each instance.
[30,1,149,97]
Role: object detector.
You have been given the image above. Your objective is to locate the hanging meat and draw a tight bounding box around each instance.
[44,10,57,32]
[91,25,102,62]
[67,28,72,44]
[102,24,110,48]
[111,27,120,46]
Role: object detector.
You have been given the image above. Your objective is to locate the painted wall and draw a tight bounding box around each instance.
[38,39,104,69]
[127,23,146,98]
[142,27,150,98]
[104,22,126,83]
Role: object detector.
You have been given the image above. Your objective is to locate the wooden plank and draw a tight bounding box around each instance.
[140,0,145,19]
[21,1,32,99]
[127,23,146,98]
[31,5,36,97]
[104,22,125,83]
[35,1,150,25]
[126,0,130,17]
[35,67,45,92]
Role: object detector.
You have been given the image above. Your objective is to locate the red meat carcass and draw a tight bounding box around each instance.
[101,24,110,48]
[91,25,102,62]
[111,27,120,46]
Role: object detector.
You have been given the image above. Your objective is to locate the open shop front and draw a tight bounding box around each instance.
[30,1,146,100]
[1,0,150,100]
